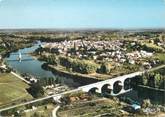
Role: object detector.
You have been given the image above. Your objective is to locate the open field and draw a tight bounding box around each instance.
[22,104,55,117]
[154,53,165,62]
[57,98,126,117]
[0,73,32,106]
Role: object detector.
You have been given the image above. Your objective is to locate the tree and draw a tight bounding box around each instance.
[59,56,72,68]
[147,72,155,87]
[32,112,40,117]
[141,99,151,108]
[154,73,162,88]
[141,75,148,86]
[48,77,53,85]
[60,96,71,105]
[47,55,58,65]
[82,61,98,74]
[27,83,44,98]
[160,76,165,89]
[99,62,111,74]
[59,56,98,74]
[72,60,97,74]
[55,77,62,84]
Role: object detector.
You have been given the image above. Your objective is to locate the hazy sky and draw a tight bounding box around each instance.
[0,0,165,29]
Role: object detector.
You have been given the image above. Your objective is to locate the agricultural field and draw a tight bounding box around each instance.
[0,73,32,106]
[22,104,55,117]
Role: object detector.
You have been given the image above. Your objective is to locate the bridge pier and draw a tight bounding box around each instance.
[118,82,123,86]
[79,71,143,96]
[95,88,102,93]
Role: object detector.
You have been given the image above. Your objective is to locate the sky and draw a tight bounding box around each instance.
[0,0,165,29]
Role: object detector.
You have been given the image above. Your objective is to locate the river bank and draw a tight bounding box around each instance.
[0,73,32,108]
[2,43,33,59]
[42,63,100,86]
[136,85,165,105]
[5,44,98,88]
[5,43,165,106]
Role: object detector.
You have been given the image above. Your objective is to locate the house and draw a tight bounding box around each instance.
[140,50,153,57]
[131,104,141,111]
[143,62,152,69]
[129,59,135,64]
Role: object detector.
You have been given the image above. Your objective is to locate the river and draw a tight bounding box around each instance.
[5,44,165,105]
[5,44,87,87]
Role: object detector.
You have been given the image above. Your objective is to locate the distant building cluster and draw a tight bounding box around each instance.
[42,40,155,68]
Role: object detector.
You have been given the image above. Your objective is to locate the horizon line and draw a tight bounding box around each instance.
[0,27,165,31]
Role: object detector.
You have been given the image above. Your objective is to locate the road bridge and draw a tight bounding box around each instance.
[0,64,164,112]
[78,71,143,96]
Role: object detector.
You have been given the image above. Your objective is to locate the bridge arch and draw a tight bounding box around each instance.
[101,84,112,96]
[113,80,123,94]
[124,78,132,90]
[88,87,99,94]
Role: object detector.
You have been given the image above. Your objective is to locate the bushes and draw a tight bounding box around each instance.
[40,54,58,65]
[27,83,44,98]
[141,99,151,108]
[99,62,111,74]
[41,55,98,74]
[59,56,73,68]
[71,59,98,74]
[39,77,60,87]
[141,43,164,53]
[47,55,58,65]
[59,56,98,74]
[139,72,165,89]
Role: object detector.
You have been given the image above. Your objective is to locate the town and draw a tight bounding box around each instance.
[1,0,165,116]
[0,30,165,117]
[42,39,155,66]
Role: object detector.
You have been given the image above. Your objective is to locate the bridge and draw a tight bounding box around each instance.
[78,64,165,96]
[7,52,35,62]
[79,72,143,96]
[0,72,146,112]
[10,52,32,55]
[78,71,143,96]
[0,65,164,112]
[0,71,144,112]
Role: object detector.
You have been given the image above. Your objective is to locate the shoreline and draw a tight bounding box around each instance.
[0,63,31,85]
[42,63,100,86]
[10,71,31,84]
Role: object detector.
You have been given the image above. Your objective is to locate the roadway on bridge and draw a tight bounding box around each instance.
[0,64,164,112]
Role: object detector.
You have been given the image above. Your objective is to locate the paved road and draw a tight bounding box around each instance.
[52,105,60,117]
[11,71,31,84]
[0,64,31,84]
[0,89,80,112]
[0,64,164,113]
[147,64,165,72]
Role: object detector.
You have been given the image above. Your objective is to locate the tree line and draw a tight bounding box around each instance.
[138,72,165,89]
[27,77,62,98]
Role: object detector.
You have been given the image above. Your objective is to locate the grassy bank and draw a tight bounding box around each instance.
[0,73,32,106]
[46,64,138,81]
[48,65,105,80]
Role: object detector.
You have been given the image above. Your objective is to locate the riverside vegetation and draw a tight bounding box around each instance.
[0,30,165,117]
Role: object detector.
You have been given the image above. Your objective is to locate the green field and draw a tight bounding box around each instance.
[154,53,165,62]
[22,104,55,117]
[0,73,32,106]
